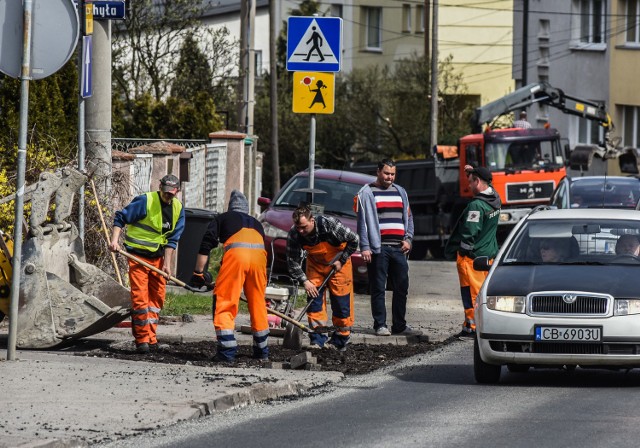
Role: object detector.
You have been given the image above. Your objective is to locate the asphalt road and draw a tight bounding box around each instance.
[98,340,640,448]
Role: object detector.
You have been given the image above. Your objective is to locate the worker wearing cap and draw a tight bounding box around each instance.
[191,190,269,362]
[445,165,501,339]
[109,174,185,354]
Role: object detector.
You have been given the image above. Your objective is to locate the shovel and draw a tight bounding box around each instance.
[117,249,316,333]
[282,267,337,350]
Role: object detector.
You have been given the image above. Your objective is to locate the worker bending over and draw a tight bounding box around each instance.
[192,190,269,362]
[286,204,359,351]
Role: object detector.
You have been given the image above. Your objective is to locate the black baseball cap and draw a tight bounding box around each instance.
[468,166,492,184]
[160,174,180,193]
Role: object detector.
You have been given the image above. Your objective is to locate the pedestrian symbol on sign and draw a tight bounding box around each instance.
[304,26,325,62]
[288,18,340,70]
[308,80,327,109]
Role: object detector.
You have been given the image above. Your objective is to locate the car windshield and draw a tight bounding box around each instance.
[273,176,362,218]
[570,178,640,209]
[501,218,640,265]
[485,139,563,171]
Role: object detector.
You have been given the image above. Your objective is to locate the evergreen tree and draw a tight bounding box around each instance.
[171,33,216,100]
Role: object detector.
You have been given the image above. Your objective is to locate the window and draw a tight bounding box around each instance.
[626,0,640,43]
[577,116,604,144]
[573,0,606,45]
[402,4,411,33]
[622,105,640,147]
[415,4,425,33]
[538,19,550,39]
[365,7,382,50]
[254,50,263,76]
[330,3,343,18]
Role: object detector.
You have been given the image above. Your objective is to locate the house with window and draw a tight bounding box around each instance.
[514,0,640,153]
[200,1,514,104]
[344,1,514,104]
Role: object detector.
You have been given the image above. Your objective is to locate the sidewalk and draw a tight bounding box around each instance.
[0,260,461,447]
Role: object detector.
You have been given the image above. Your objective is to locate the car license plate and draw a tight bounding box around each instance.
[535,326,601,342]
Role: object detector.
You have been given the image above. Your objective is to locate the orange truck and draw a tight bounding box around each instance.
[353,82,620,259]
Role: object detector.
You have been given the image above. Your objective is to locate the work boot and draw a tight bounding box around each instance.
[149,343,169,352]
[136,342,150,354]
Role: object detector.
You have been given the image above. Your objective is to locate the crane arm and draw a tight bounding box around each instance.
[470,82,612,133]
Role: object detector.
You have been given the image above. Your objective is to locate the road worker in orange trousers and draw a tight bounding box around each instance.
[109,174,185,354]
[192,190,269,362]
[286,204,359,350]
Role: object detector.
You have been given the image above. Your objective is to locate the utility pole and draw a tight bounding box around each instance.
[424,0,430,63]
[521,0,529,86]
[85,19,112,195]
[77,0,87,240]
[238,0,255,134]
[269,0,280,192]
[429,0,438,150]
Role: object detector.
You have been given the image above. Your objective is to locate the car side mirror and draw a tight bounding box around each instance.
[257,197,271,209]
[473,256,491,271]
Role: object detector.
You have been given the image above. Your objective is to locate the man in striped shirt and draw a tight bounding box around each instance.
[356,159,422,337]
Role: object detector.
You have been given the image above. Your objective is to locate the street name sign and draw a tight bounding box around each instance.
[92,0,126,20]
[73,0,126,20]
[287,16,342,72]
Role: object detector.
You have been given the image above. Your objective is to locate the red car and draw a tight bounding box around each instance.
[257,168,376,293]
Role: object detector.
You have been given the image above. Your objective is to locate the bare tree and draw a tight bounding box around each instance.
[112,0,237,103]
[111,0,239,133]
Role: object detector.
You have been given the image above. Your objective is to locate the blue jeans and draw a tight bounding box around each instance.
[368,246,409,333]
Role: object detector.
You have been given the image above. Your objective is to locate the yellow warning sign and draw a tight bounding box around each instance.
[292,72,335,114]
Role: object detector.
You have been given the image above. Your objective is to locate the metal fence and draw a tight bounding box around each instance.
[111,138,208,152]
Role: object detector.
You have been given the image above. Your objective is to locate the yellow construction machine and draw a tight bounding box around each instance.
[0,167,130,349]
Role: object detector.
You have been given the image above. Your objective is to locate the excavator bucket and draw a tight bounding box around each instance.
[2,167,131,349]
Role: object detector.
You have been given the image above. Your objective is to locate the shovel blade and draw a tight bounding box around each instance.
[282,322,303,350]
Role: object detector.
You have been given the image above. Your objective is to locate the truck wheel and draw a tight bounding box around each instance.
[408,242,428,260]
[474,336,501,383]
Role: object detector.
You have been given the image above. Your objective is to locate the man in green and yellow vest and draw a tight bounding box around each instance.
[445,166,501,339]
[109,174,185,353]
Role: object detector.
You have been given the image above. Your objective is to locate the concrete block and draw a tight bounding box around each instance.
[264,361,284,369]
[289,351,313,369]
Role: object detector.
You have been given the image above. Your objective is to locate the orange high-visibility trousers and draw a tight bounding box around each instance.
[213,228,268,360]
[128,255,166,345]
[304,241,353,347]
[456,253,489,333]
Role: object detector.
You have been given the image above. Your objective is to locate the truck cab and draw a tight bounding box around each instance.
[460,127,567,232]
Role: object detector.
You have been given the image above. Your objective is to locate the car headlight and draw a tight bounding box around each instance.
[614,299,640,316]
[261,222,289,239]
[486,296,526,313]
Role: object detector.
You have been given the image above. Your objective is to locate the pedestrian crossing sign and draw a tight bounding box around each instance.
[292,72,335,114]
[287,16,342,72]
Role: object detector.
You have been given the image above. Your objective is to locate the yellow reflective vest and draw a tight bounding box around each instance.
[124,192,183,253]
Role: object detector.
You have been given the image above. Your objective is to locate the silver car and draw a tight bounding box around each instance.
[473,208,640,383]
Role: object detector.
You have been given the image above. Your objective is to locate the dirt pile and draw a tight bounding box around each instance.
[84,339,453,375]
